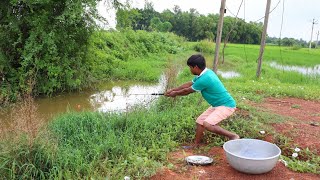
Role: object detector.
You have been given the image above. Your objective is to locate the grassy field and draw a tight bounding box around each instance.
[192,42,320,101]
[0,42,319,179]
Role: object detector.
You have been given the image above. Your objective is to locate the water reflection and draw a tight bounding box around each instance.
[269,61,320,76]
[90,75,167,113]
[217,70,241,79]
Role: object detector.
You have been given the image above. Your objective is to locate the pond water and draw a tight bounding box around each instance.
[0,75,167,124]
[0,68,243,131]
[90,75,167,113]
[269,61,320,76]
[217,70,241,79]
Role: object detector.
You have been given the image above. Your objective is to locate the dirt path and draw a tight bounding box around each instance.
[151,97,320,179]
[256,97,320,153]
[151,147,319,180]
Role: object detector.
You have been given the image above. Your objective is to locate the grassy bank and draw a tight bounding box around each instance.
[1,41,319,179]
[87,30,185,82]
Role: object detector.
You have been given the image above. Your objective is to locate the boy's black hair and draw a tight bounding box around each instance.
[187,54,206,70]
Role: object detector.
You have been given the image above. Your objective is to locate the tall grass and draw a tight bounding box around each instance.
[0,94,54,179]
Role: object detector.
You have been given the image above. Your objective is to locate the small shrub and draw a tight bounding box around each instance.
[193,40,214,53]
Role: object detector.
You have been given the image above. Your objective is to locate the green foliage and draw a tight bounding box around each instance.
[281,151,320,174]
[193,40,215,54]
[267,37,308,47]
[0,95,198,179]
[0,0,101,102]
[87,30,184,81]
[0,5,184,104]
[149,17,172,32]
[116,5,262,43]
[0,137,58,179]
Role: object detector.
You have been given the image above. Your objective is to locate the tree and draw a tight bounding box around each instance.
[0,0,107,102]
[282,38,295,46]
[116,8,140,29]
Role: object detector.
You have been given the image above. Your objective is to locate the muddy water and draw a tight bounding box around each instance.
[0,69,243,132]
[0,75,167,126]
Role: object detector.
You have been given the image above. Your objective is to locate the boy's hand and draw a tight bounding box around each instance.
[164,89,177,97]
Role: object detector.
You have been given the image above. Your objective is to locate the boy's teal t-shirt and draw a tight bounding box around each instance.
[191,68,236,108]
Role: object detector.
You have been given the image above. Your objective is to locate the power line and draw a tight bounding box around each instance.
[226,0,281,23]
[253,0,281,23]
[222,0,244,64]
[225,6,237,17]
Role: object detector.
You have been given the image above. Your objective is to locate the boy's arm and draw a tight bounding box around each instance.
[165,82,195,97]
[166,82,192,93]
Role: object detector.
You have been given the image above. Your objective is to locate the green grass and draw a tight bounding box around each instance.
[190,42,320,100]
[1,41,320,178]
[1,91,287,179]
[222,43,320,66]
[87,30,186,82]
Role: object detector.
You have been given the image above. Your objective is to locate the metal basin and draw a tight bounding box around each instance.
[223,139,281,174]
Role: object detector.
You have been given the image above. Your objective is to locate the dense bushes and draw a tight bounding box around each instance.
[87,30,184,81]
[193,40,215,53]
[0,0,101,103]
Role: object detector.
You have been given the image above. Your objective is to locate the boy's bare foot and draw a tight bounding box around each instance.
[229,134,240,140]
[182,143,201,149]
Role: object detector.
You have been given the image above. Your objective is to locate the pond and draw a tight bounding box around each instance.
[0,69,242,132]
[217,70,241,79]
[0,75,167,125]
[269,61,320,76]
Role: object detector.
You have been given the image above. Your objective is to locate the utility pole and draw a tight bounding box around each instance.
[213,0,226,73]
[309,19,318,49]
[256,0,271,78]
[316,31,319,48]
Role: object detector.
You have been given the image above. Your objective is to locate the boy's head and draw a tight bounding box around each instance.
[187,54,206,70]
[187,54,206,75]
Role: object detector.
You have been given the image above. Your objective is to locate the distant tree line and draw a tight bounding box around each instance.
[116,2,315,48]
[116,3,264,44]
[266,37,309,47]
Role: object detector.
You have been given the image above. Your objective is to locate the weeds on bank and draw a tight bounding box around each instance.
[0,94,55,179]
[275,134,320,174]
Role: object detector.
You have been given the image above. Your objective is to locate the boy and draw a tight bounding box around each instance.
[165,54,239,146]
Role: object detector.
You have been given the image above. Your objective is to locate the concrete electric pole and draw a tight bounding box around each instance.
[213,0,226,73]
[256,0,271,78]
[316,31,319,48]
[309,19,318,49]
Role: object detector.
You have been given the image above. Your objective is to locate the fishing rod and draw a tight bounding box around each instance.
[127,93,164,96]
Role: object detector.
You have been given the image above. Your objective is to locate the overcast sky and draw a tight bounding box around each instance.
[98,0,320,41]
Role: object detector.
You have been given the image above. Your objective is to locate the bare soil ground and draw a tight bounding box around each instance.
[257,97,320,153]
[151,97,320,180]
